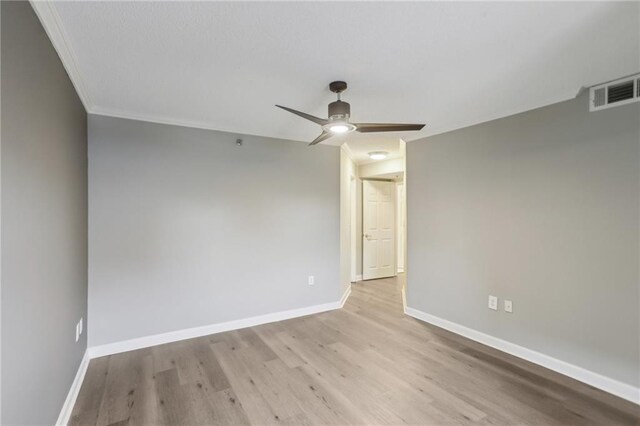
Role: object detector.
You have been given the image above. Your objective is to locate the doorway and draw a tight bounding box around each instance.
[340,139,406,291]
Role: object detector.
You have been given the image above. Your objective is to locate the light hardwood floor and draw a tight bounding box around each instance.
[71,277,640,425]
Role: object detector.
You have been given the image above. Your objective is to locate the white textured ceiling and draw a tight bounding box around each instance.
[47,1,639,147]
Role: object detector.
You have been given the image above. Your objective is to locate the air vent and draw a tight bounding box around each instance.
[607,80,634,103]
[593,87,606,108]
[590,74,640,111]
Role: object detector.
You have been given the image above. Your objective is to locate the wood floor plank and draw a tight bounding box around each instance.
[70,276,640,425]
[154,368,198,425]
[94,350,151,426]
[209,340,283,425]
[69,357,110,426]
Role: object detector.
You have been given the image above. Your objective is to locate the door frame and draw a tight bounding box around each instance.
[396,181,405,273]
[350,175,357,283]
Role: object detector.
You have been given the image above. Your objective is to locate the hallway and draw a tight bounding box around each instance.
[71,277,639,425]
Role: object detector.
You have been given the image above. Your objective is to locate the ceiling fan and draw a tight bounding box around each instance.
[276,81,426,146]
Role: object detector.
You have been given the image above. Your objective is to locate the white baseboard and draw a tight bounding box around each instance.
[60,289,352,422]
[355,275,363,282]
[56,350,90,426]
[89,289,353,359]
[339,284,352,307]
[397,267,404,273]
[404,306,640,405]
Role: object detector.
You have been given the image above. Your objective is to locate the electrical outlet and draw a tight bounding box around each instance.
[75,318,83,342]
[504,300,513,313]
[488,295,498,311]
[308,275,315,286]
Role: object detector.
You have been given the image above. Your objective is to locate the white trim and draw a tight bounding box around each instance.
[349,175,357,283]
[405,91,577,142]
[60,290,352,419]
[401,286,407,312]
[404,306,640,405]
[354,274,363,282]
[29,1,93,111]
[339,284,352,308]
[91,106,273,141]
[341,143,356,162]
[89,290,352,359]
[56,350,90,426]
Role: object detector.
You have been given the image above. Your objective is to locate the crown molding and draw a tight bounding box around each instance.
[405,90,578,143]
[28,1,586,148]
[92,105,251,136]
[29,0,93,111]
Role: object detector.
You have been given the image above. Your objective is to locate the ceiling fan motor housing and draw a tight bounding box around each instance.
[328,100,350,120]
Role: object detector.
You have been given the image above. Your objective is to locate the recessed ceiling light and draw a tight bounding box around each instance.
[368,151,388,160]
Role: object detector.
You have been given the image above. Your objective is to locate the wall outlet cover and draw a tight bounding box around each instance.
[504,300,513,313]
[76,318,83,342]
[488,295,498,311]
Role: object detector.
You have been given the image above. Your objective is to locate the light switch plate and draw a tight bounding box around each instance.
[308,275,314,286]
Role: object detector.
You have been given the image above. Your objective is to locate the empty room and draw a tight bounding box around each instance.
[1,1,639,425]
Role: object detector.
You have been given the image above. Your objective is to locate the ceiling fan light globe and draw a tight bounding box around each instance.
[323,121,356,135]
[329,124,350,134]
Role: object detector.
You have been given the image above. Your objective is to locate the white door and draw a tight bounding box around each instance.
[363,180,395,280]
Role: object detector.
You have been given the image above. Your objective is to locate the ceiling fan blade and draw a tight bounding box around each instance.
[355,123,425,133]
[309,131,332,146]
[276,105,328,125]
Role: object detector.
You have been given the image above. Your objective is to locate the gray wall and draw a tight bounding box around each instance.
[1,2,88,424]
[407,91,639,387]
[89,115,340,347]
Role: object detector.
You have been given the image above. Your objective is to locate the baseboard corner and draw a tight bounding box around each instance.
[56,349,90,426]
[340,284,352,308]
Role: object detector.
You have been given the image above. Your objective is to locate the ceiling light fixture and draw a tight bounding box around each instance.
[277,81,425,146]
[323,120,356,134]
[368,151,388,160]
